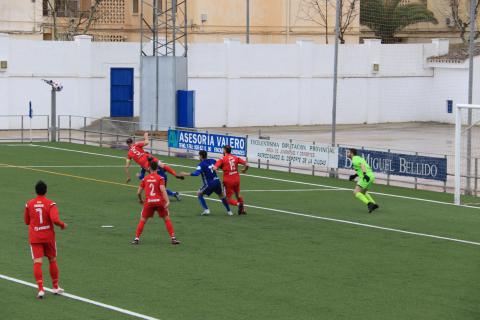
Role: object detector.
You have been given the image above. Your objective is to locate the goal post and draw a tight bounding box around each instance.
[455,104,480,205]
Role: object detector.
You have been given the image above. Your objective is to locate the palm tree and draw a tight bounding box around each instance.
[360,0,438,43]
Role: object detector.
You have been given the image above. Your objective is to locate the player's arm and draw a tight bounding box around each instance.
[360,162,370,182]
[49,204,67,230]
[125,158,132,183]
[24,205,30,225]
[178,168,200,177]
[137,185,144,204]
[142,132,149,147]
[160,185,169,209]
[239,158,249,173]
[212,159,223,171]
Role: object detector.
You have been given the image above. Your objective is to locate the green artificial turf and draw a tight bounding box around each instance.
[0,142,479,320]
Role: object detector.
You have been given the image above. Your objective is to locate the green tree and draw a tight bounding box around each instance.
[360,0,438,43]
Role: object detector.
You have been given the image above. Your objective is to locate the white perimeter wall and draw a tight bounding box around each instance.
[0,34,475,129]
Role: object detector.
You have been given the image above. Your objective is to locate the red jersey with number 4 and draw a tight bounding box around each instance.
[140,173,166,207]
[24,196,65,244]
[215,155,246,181]
[128,142,150,169]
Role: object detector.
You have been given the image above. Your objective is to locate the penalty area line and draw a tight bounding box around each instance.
[0,274,160,320]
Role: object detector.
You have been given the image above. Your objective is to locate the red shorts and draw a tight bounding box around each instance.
[30,242,57,260]
[141,205,169,219]
[223,179,240,198]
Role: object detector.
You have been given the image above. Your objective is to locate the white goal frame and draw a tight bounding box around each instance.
[455,104,480,205]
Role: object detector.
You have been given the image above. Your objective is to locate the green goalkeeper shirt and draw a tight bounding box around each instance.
[352,155,374,178]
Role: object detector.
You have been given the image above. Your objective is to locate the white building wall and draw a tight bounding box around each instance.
[0,34,475,130]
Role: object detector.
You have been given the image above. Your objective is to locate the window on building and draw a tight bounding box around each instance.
[133,0,139,14]
[43,0,50,16]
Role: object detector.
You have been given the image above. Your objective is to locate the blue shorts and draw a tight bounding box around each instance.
[199,180,223,196]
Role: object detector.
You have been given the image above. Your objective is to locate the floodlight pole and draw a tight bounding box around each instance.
[246,0,250,44]
[51,88,57,142]
[466,0,477,195]
[330,0,341,177]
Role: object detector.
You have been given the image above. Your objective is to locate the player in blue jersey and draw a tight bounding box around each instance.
[179,150,233,216]
[137,156,183,201]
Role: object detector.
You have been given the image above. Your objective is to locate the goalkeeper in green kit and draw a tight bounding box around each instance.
[347,148,379,213]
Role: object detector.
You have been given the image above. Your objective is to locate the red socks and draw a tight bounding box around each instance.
[136,220,146,238]
[164,219,175,238]
[227,197,244,206]
[49,260,59,289]
[228,199,238,206]
[33,262,43,291]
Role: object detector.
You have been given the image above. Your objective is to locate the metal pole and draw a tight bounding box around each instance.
[246,0,250,44]
[330,0,341,177]
[332,0,341,147]
[51,88,56,142]
[21,115,24,143]
[153,0,159,131]
[475,157,478,195]
[466,0,477,195]
[69,115,72,143]
[83,116,87,145]
[455,105,462,205]
[57,115,60,141]
[172,0,177,56]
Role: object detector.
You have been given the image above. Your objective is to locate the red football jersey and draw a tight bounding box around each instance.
[24,196,65,244]
[128,142,149,169]
[215,155,246,180]
[140,173,166,207]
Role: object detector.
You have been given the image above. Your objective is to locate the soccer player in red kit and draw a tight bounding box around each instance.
[213,145,249,215]
[132,160,180,245]
[125,132,183,200]
[24,181,67,299]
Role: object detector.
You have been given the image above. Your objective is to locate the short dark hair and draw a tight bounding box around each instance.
[223,145,232,154]
[150,160,158,171]
[126,138,133,145]
[349,148,357,156]
[199,150,207,159]
[35,180,47,195]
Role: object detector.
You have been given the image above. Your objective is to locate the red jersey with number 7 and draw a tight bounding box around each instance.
[215,155,246,182]
[128,142,150,169]
[24,196,65,244]
[140,173,166,207]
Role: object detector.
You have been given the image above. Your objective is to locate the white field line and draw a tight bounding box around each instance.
[10,144,480,210]
[3,158,480,247]
[179,188,342,193]
[179,194,480,247]
[0,274,160,320]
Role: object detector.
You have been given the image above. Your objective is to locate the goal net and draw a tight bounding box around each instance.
[455,104,480,205]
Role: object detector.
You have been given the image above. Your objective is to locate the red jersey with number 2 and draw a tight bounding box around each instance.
[140,173,166,207]
[24,196,64,244]
[128,142,150,169]
[215,155,246,182]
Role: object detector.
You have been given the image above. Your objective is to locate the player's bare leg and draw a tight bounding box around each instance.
[162,216,180,244]
[33,257,45,299]
[48,256,63,294]
[132,216,148,244]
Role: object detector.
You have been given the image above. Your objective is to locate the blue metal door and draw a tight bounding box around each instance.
[110,68,134,117]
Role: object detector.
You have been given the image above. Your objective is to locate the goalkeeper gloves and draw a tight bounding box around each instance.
[363,173,370,182]
[349,174,358,181]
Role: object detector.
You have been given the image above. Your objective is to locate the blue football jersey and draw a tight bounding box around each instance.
[192,159,219,185]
